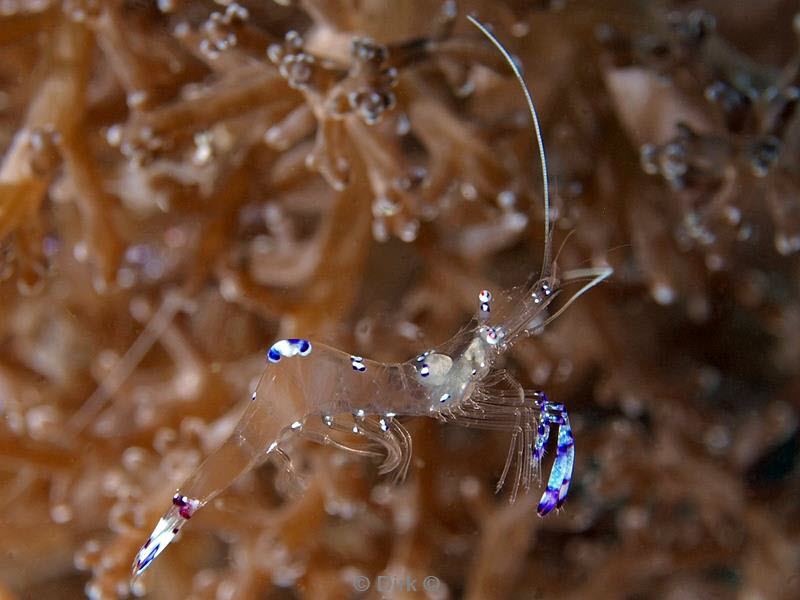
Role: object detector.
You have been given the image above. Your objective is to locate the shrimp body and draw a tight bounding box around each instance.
[132,16,613,578]
[133,272,598,576]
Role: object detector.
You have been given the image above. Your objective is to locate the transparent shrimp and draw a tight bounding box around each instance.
[132,16,612,577]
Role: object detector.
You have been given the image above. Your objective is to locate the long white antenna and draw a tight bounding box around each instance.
[466,15,552,278]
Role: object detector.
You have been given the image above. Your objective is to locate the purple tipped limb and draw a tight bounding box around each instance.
[533,395,574,516]
[134,541,160,574]
[131,494,201,577]
[556,428,575,509]
[537,488,559,516]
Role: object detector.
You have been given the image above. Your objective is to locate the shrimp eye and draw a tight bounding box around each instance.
[480,326,506,345]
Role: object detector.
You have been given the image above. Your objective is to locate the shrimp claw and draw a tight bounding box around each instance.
[533,394,575,516]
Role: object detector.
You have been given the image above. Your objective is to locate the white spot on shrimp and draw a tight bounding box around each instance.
[350,355,366,371]
[268,339,312,363]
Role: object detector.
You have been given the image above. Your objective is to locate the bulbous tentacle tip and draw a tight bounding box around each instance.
[537,488,559,516]
[130,505,187,577]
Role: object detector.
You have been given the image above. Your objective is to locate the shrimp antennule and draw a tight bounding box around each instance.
[466,14,552,279]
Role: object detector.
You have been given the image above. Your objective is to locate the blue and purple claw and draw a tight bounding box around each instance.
[535,402,574,516]
[537,487,559,515]
[556,428,575,509]
[537,446,567,516]
[556,478,571,509]
[532,421,550,469]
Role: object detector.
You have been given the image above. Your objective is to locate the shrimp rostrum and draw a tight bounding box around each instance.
[132,16,612,577]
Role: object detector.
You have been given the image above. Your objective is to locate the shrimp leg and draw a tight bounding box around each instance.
[298,413,412,482]
[530,393,550,477]
[297,415,385,460]
[446,371,538,502]
[488,372,531,503]
[353,414,413,482]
